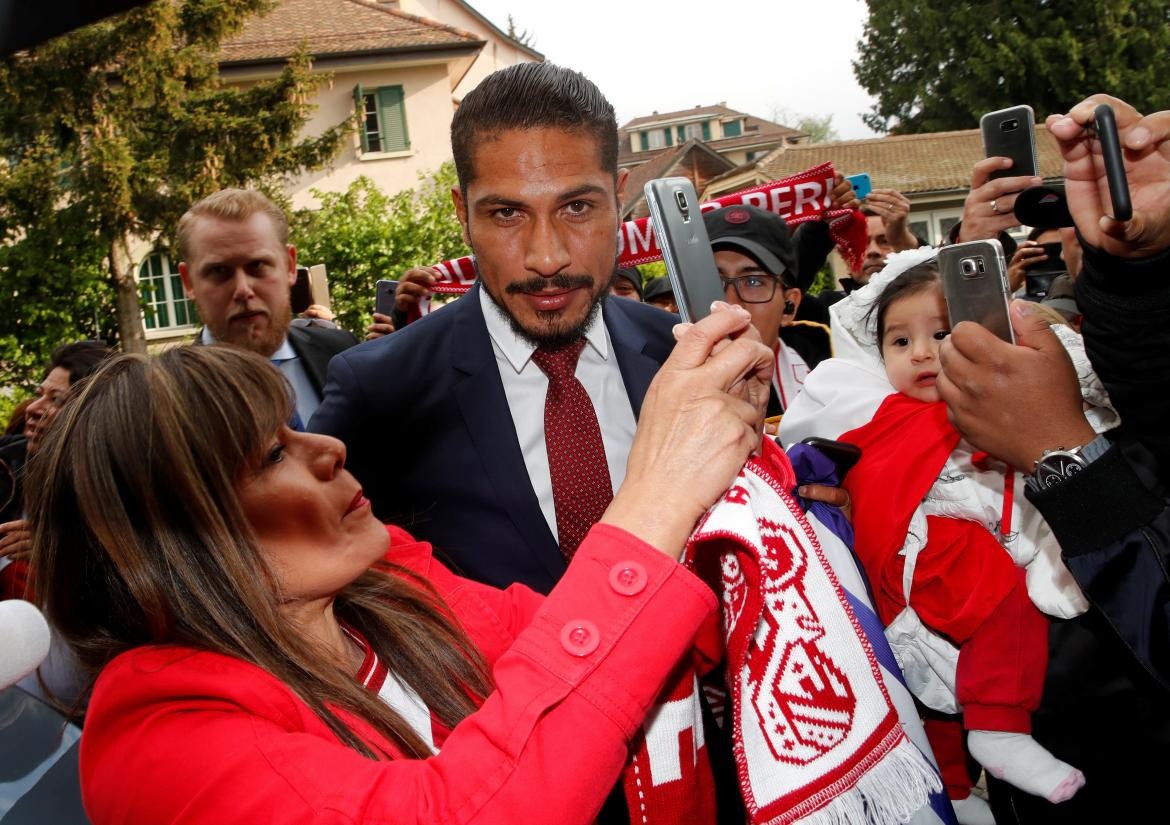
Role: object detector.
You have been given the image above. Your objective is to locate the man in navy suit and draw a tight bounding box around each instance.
[311,63,677,595]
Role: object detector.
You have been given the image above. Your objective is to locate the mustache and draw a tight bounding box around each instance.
[505,273,594,295]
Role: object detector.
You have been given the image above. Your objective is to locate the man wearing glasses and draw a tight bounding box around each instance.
[704,206,831,418]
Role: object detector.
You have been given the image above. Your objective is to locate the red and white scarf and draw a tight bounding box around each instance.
[625,439,939,825]
[412,164,867,318]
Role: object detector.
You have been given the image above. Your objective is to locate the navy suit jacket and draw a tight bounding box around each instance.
[310,285,677,594]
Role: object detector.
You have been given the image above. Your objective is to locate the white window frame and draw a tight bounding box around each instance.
[139,253,198,334]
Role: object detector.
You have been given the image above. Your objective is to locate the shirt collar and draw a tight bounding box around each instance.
[200,327,294,362]
[478,285,609,375]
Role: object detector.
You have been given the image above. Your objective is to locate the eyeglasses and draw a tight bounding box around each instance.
[720,273,787,304]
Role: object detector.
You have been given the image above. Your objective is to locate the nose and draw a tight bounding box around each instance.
[523,214,571,278]
[298,430,346,479]
[911,340,935,362]
[866,237,883,258]
[230,269,256,303]
[25,394,49,419]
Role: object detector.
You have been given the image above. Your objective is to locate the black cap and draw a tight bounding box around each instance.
[643,276,674,302]
[703,205,798,287]
[1014,184,1074,229]
[610,267,643,299]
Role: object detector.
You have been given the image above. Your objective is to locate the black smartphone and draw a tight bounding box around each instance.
[290,266,313,314]
[643,177,724,323]
[981,105,1038,182]
[801,437,862,481]
[938,239,1015,343]
[375,279,398,317]
[1093,103,1132,222]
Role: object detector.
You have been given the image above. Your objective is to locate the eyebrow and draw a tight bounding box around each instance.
[472,184,609,211]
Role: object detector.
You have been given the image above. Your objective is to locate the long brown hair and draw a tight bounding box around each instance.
[27,346,491,759]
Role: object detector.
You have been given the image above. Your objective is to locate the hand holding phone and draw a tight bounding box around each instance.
[800,437,862,481]
[290,266,313,314]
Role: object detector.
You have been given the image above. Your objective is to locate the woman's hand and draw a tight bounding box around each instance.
[602,303,772,557]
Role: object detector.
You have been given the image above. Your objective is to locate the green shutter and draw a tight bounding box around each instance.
[677,125,685,143]
[377,85,410,152]
[639,131,649,151]
[723,119,741,137]
[664,127,673,147]
[353,84,369,153]
[701,120,711,140]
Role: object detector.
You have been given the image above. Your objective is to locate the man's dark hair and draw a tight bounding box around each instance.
[450,62,619,193]
[46,340,114,385]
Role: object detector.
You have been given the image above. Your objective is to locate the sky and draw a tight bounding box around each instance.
[468,0,881,141]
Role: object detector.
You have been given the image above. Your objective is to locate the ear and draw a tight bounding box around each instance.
[451,186,472,247]
[615,168,629,214]
[286,245,298,286]
[784,287,802,314]
[178,262,196,300]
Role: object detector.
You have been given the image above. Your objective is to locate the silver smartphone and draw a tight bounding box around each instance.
[643,177,724,323]
[980,105,1038,181]
[938,239,1015,343]
[375,279,398,317]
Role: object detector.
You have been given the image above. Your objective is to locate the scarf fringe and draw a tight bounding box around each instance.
[791,738,941,825]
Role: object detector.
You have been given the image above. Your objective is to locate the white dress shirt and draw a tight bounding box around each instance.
[201,328,319,425]
[479,288,638,543]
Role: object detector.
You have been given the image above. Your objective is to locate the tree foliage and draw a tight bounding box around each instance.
[290,165,469,337]
[0,0,347,394]
[854,0,1170,134]
[769,107,839,143]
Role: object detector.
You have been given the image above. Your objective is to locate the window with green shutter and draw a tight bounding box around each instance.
[701,120,711,140]
[353,84,411,154]
[664,127,673,147]
[639,131,649,151]
[677,125,685,143]
[139,253,198,331]
[723,119,741,137]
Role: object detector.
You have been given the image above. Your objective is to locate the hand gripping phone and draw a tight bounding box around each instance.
[938,239,1015,343]
[644,178,724,323]
[981,105,1038,181]
[1093,103,1133,222]
[374,279,398,317]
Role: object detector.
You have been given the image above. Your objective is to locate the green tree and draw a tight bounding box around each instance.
[769,107,839,143]
[0,0,347,393]
[290,165,469,337]
[854,0,1170,134]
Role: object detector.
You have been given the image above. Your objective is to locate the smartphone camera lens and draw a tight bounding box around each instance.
[1001,118,1019,131]
[960,256,986,278]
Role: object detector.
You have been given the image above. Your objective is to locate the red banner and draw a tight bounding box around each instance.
[421,162,865,305]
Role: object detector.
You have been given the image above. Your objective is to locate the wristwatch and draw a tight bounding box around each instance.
[1025,435,1109,492]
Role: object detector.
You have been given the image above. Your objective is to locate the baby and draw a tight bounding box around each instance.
[779,250,1117,820]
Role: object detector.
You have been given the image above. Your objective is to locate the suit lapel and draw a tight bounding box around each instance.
[604,299,662,419]
[450,286,564,580]
[286,327,326,393]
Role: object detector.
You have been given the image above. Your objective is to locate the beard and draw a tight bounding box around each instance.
[212,306,292,358]
[484,270,607,350]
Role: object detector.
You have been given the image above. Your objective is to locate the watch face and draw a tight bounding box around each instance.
[1036,453,1086,487]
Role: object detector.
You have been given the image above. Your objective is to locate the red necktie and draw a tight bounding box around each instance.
[531,340,613,560]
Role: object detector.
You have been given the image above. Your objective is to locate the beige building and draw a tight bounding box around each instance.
[620,103,806,170]
[138,0,539,343]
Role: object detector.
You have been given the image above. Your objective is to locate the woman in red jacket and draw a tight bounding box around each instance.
[27,306,771,825]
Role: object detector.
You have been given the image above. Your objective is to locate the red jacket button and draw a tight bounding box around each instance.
[560,620,600,657]
[608,560,648,596]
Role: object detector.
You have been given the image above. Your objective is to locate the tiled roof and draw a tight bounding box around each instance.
[219,0,483,64]
[623,103,742,130]
[754,126,1063,195]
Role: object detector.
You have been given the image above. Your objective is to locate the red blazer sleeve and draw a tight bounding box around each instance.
[81,523,716,825]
